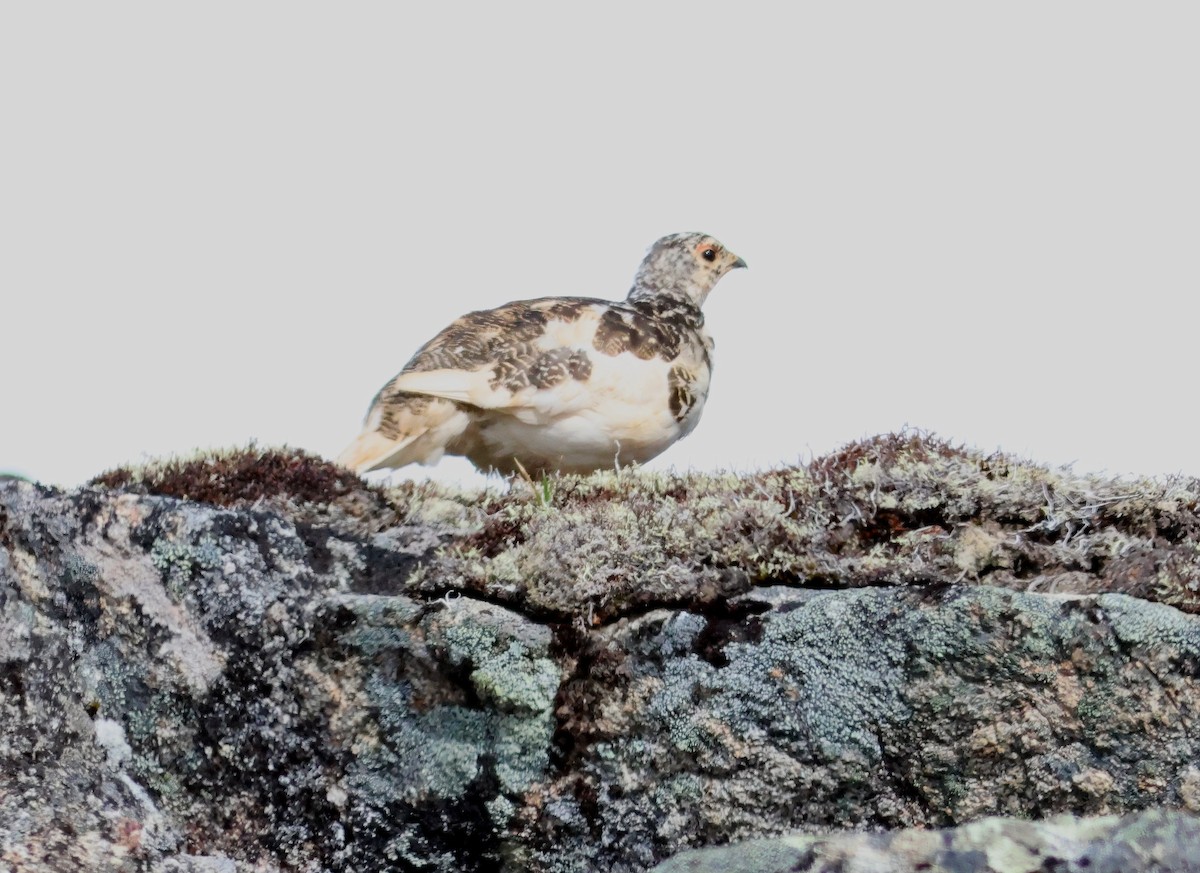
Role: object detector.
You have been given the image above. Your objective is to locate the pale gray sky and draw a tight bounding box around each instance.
[3,3,1197,488]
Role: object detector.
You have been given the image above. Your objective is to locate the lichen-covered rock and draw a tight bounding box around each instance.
[533,585,1200,871]
[2,437,1199,872]
[649,808,1200,873]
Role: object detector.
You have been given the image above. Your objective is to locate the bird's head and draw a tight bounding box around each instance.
[627,232,747,308]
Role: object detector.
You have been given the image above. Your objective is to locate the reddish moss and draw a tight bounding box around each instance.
[464,512,529,558]
[89,468,134,490]
[807,430,973,483]
[89,447,381,510]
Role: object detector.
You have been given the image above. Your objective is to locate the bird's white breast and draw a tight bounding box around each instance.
[471,327,712,472]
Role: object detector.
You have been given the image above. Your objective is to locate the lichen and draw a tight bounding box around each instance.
[149,535,223,594]
[1099,592,1200,652]
[711,588,911,763]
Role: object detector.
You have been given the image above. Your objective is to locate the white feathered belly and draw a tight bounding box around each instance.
[470,354,709,473]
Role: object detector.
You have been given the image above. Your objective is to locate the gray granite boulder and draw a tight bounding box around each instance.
[650,808,1200,872]
[1,436,1198,871]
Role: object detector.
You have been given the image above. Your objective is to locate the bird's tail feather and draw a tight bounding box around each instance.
[337,430,421,475]
[337,396,473,475]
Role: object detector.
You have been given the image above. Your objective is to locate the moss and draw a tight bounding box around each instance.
[89,445,417,535]
[92,445,358,504]
[415,430,1200,622]
[84,432,1200,624]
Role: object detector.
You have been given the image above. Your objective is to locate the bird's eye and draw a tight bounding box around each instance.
[702,248,717,262]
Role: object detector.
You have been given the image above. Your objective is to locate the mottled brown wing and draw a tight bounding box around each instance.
[401,297,605,373]
[380,297,607,410]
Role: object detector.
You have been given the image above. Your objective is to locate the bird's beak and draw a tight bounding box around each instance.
[731,255,748,270]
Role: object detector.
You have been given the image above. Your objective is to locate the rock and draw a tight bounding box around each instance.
[537,584,1200,871]
[1,437,1199,871]
[649,808,1200,872]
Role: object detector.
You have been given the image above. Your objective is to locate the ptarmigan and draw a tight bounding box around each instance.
[338,232,746,476]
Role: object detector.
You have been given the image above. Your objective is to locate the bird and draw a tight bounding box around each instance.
[337,232,747,477]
